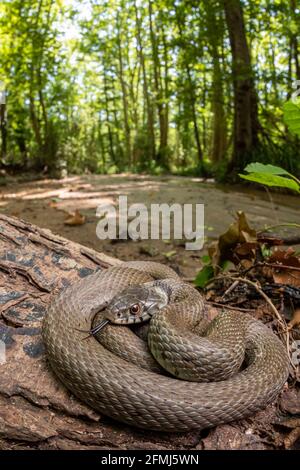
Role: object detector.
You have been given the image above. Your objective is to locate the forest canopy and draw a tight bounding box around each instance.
[0,0,299,178]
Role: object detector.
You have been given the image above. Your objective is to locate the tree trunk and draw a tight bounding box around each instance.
[206,4,227,163]
[116,10,132,168]
[162,26,170,157]
[185,61,203,165]
[211,54,227,163]
[148,0,168,167]
[290,0,300,80]
[174,5,203,164]
[29,68,43,153]
[134,0,156,164]
[223,0,260,170]
[103,72,116,165]
[28,0,44,162]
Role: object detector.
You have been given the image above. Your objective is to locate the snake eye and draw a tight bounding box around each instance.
[117,312,122,318]
[130,304,140,315]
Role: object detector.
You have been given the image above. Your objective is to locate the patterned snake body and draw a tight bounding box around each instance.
[43,261,289,431]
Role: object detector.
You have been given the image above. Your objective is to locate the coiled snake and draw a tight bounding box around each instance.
[42,261,289,432]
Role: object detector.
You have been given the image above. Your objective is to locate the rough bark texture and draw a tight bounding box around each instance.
[134,0,156,164]
[223,0,260,169]
[206,4,227,163]
[116,9,132,167]
[148,0,169,168]
[0,213,298,450]
[174,10,203,164]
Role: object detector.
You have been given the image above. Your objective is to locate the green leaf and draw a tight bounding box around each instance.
[283,101,300,137]
[239,172,299,192]
[261,244,272,258]
[194,265,214,288]
[201,255,211,264]
[243,163,290,176]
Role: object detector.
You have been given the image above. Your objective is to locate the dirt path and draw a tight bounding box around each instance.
[0,174,299,279]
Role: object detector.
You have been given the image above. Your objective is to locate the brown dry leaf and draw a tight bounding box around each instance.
[239,259,254,270]
[219,211,256,252]
[273,271,300,288]
[257,235,283,246]
[261,265,274,279]
[288,308,300,329]
[268,247,298,262]
[235,242,257,257]
[268,248,300,288]
[208,211,257,273]
[64,210,86,226]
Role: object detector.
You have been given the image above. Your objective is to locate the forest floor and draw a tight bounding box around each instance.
[0,173,300,450]
[0,173,299,279]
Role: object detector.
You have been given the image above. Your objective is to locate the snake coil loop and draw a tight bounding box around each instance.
[43,261,289,431]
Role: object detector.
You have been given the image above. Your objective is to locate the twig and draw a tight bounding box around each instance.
[204,271,233,287]
[262,262,300,272]
[221,280,239,299]
[240,261,300,277]
[258,223,300,234]
[226,276,297,370]
[285,328,297,371]
[239,263,258,276]
[228,276,285,328]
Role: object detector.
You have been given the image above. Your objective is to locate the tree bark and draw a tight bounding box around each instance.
[28,0,45,163]
[211,54,227,163]
[206,4,227,163]
[290,0,300,80]
[103,72,117,165]
[134,0,156,164]
[116,10,132,167]
[148,0,169,167]
[223,0,260,170]
[174,7,203,164]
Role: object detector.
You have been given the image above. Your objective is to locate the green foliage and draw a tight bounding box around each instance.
[194,256,231,288]
[194,255,214,288]
[240,163,300,193]
[194,265,214,288]
[239,100,300,191]
[243,163,291,176]
[0,0,299,176]
[283,100,300,137]
[240,172,299,192]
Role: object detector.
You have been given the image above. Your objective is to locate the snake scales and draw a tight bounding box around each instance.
[42,261,289,432]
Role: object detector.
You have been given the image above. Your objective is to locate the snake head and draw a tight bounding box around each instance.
[104,283,169,325]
